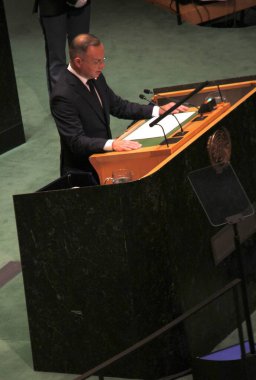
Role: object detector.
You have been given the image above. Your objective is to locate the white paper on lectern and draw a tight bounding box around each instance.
[124,112,195,140]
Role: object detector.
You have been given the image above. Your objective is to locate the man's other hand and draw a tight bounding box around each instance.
[112,140,142,152]
[159,102,189,115]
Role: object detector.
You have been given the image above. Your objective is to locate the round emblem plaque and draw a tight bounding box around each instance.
[207,127,231,172]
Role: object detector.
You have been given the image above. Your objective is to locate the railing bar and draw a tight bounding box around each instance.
[73,279,241,380]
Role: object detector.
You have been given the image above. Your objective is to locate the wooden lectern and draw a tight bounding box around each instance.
[146,0,256,26]
[13,76,256,378]
[90,77,256,186]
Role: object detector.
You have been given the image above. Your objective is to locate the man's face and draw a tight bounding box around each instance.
[75,43,105,79]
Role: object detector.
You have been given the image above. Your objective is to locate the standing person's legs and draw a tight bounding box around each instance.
[40,13,67,93]
[67,1,91,45]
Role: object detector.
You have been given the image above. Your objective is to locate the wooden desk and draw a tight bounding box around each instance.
[145,0,256,25]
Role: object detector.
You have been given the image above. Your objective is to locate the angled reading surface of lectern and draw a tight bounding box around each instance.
[90,77,256,185]
[13,76,256,378]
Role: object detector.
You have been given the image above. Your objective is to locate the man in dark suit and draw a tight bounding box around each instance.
[51,34,188,180]
[34,0,91,93]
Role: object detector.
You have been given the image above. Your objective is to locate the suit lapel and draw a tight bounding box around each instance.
[67,72,107,124]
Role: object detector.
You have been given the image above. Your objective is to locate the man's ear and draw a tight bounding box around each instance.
[73,57,82,69]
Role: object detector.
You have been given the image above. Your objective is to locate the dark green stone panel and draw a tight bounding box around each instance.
[0,0,25,154]
[13,80,256,378]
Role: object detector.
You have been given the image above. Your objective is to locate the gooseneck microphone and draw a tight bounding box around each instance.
[139,95,169,148]
[144,89,153,94]
[217,84,224,103]
[140,94,169,112]
[139,94,170,147]
[139,94,185,146]
[139,94,184,133]
[149,80,209,128]
[139,94,156,106]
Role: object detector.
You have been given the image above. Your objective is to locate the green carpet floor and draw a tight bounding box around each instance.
[1,0,256,378]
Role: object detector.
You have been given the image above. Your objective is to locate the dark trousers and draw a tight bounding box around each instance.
[39,3,91,93]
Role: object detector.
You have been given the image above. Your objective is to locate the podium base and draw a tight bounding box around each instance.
[192,342,256,380]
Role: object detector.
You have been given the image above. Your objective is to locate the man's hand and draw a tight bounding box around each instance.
[159,102,189,115]
[112,139,142,152]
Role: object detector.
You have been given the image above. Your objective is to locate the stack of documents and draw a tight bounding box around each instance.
[124,111,196,141]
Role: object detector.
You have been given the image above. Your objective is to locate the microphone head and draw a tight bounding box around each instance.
[144,89,153,94]
[139,94,146,100]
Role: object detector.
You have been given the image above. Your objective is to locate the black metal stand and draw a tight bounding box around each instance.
[231,221,255,355]
[175,0,182,24]
[188,163,256,379]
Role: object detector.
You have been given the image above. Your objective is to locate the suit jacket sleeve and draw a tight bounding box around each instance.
[51,72,154,160]
[101,77,154,121]
[51,92,107,158]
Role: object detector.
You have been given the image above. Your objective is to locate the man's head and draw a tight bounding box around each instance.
[69,34,105,79]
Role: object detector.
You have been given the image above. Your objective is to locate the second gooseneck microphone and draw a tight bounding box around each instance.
[139,94,156,106]
[139,94,184,135]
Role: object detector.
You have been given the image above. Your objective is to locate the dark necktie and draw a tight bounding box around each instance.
[87,80,110,136]
[87,79,101,106]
